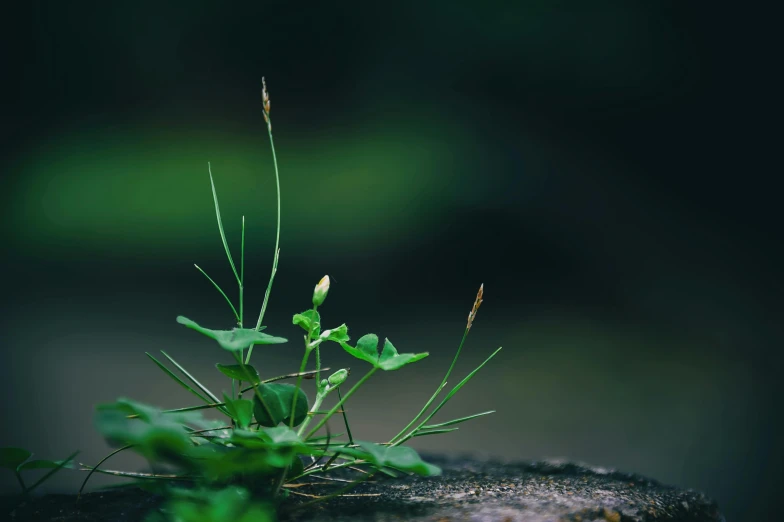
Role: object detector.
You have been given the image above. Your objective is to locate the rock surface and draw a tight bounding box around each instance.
[7,457,724,522]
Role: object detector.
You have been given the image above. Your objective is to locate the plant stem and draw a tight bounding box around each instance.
[336,387,355,445]
[14,471,26,494]
[78,446,133,499]
[291,305,318,429]
[305,367,378,440]
[248,121,281,364]
[297,391,326,437]
[388,328,470,444]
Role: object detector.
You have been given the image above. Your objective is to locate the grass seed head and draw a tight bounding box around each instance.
[466,283,484,331]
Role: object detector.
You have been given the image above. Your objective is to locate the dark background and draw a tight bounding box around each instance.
[1,2,779,520]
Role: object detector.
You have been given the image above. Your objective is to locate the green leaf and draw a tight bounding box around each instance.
[216,363,260,384]
[252,383,309,427]
[324,324,350,343]
[339,334,428,371]
[340,442,441,476]
[339,334,380,366]
[378,338,429,370]
[177,316,287,351]
[223,394,254,429]
[18,459,75,471]
[0,447,31,471]
[292,310,320,336]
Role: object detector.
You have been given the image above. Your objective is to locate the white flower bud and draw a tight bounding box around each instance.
[312,275,330,307]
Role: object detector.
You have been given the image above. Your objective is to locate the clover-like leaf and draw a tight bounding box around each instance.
[378,338,429,370]
[339,441,441,476]
[216,363,261,384]
[252,383,309,427]
[339,334,428,371]
[223,394,254,429]
[292,310,320,336]
[0,447,31,471]
[177,316,287,351]
[323,324,350,343]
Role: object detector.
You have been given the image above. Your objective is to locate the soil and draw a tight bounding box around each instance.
[5,457,724,522]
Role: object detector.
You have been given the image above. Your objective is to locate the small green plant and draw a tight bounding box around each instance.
[77,79,502,521]
[0,447,78,504]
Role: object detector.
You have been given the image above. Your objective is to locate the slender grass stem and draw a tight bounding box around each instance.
[336,387,354,445]
[291,305,318,429]
[78,446,133,499]
[193,265,239,323]
[393,346,502,446]
[24,451,78,496]
[14,471,26,493]
[305,367,378,440]
[388,328,470,444]
[248,118,281,364]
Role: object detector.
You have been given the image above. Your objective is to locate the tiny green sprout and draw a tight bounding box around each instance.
[80,79,502,522]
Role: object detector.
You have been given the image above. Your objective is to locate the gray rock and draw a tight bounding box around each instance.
[283,457,724,522]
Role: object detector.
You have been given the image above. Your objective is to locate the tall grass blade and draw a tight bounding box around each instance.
[421,410,495,430]
[160,351,223,409]
[208,163,240,286]
[145,353,209,405]
[194,264,239,323]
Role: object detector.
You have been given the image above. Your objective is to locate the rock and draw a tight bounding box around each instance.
[282,457,724,522]
[6,457,724,522]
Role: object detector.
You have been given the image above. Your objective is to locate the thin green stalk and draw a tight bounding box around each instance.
[290,305,318,428]
[193,264,239,323]
[305,367,378,440]
[393,346,502,446]
[240,215,245,327]
[297,389,327,437]
[78,445,133,499]
[207,162,241,286]
[337,387,354,445]
[388,328,470,444]
[248,119,281,364]
[14,471,26,493]
[25,451,78,496]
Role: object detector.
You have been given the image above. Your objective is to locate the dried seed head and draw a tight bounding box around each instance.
[261,77,272,129]
[466,283,484,331]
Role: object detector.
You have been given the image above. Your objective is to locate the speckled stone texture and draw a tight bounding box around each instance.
[7,457,724,521]
[283,457,724,522]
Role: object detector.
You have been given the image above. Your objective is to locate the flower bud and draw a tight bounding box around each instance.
[312,275,330,307]
[327,369,349,387]
[319,329,332,339]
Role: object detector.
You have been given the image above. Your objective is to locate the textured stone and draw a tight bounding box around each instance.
[6,457,724,521]
[283,457,724,522]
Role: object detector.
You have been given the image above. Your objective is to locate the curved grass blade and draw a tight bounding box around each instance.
[145,353,209,405]
[78,445,133,499]
[394,347,502,445]
[208,163,240,286]
[421,410,495,430]
[412,428,459,437]
[160,351,228,416]
[25,451,78,495]
[194,264,239,323]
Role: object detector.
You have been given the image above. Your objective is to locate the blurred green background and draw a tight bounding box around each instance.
[0,2,779,520]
